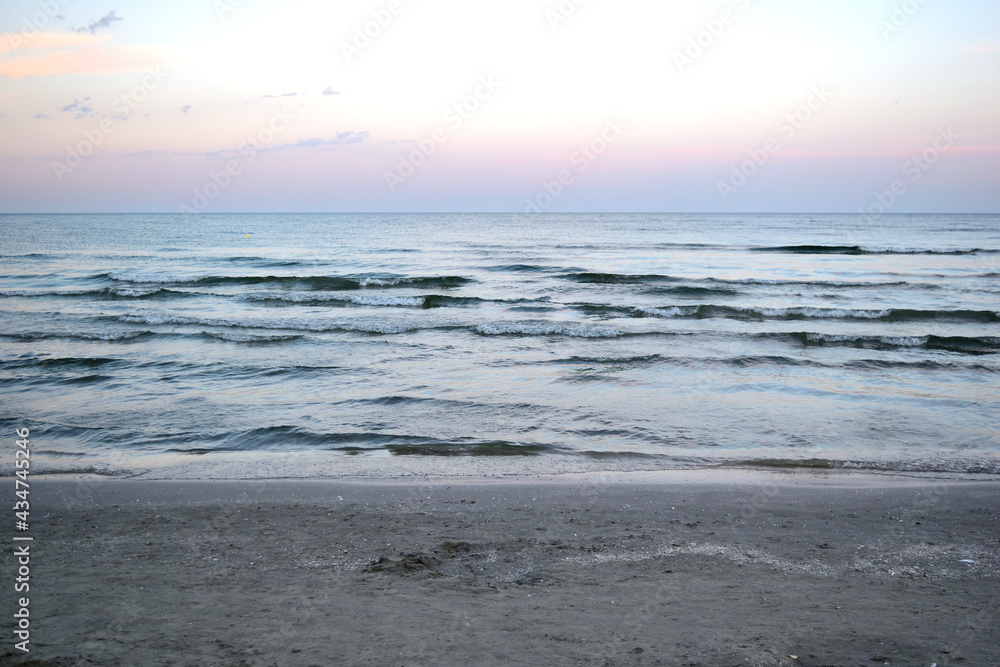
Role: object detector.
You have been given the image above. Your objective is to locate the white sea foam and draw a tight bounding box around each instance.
[759,306,890,319]
[108,272,200,283]
[119,313,196,326]
[81,330,151,341]
[631,306,693,318]
[109,287,162,297]
[804,333,927,347]
[341,294,425,307]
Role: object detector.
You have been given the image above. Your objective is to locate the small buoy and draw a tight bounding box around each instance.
[246,234,250,238]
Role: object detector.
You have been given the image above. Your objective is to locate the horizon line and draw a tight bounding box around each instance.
[2,211,998,216]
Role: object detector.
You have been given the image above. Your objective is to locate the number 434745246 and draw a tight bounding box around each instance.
[15,428,30,516]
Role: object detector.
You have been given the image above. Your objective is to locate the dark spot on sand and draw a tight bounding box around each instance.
[365,552,440,575]
[439,540,476,554]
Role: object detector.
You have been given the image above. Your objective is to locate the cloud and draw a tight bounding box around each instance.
[263,92,298,98]
[75,11,123,35]
[181,105,192,113]
[33,113,50,119]
[206,132,369,158]
[322,86,339,96]
[288,133,369,149]
[61,97,95,119]
[124,132,370,160]
[0,32,104,55]
[0,42,167,78]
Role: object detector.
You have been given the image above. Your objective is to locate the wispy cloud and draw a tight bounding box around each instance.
[0,42,168,78]
[0,32,104,55]
[206,132,370,157]
[263,92,298,98]
[32,113,50,119]
[124,132,370,160]
[61,97,97,119]
[288,133,368,149]
[322,86,339,96]
[181,105,192,114]
[75,11,123,35]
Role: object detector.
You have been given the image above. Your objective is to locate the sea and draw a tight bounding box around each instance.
[1,213,998,477]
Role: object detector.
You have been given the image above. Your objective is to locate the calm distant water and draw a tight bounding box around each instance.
[1,213,998,475]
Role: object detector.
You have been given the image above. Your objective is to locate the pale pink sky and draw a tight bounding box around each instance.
[1,0,998,212]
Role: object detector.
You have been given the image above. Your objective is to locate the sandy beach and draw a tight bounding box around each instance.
[2,471,997,666]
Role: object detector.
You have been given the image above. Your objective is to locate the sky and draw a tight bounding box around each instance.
[0,0,998,213]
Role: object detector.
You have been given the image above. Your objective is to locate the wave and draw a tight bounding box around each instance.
[708,278,920,288]
[484,264,554,273]
[161,425,559,456]
[245,293,412,307]
[0,356,120,370]
[551,353,997,371]
[752,245,998,255]
[201,331,304,343]
[778,332,1000,355]
[559,273,934,290]
[0,289,94,298]
[78,329,155,341]
[91,311,1000,348]
[629,305,1000,323]
[641,286,741,297]
[0,330,155,342]
[56,374,113,385]
[105,287,187,299]
[472,323,623,338]
[116,313,427,335]
[221,256,318,268]
[246,293,490,309]
[562,272,679,284]
[564,354,662,364]
[740,457,1000,475]
[102,272,474,290]
[1,287,193,300]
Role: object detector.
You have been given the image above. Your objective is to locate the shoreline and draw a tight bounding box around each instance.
[4,474,998,665]
[21,448,1000,483]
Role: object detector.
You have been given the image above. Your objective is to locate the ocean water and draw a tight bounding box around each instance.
[1,213,998,476]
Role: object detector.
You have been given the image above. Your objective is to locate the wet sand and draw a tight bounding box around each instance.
[2,471,998,666]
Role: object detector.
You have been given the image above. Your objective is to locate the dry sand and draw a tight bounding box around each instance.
[2,471,998,666]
